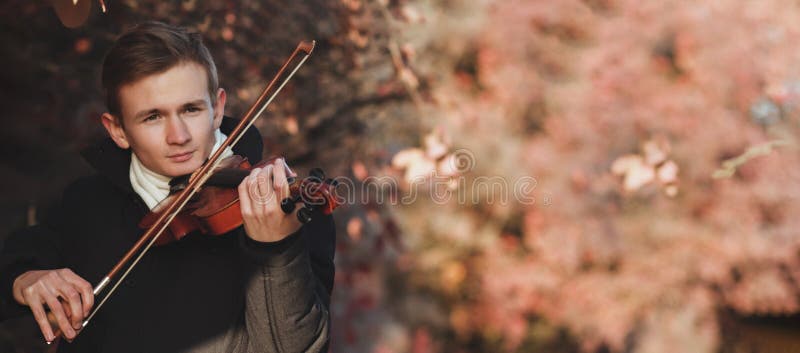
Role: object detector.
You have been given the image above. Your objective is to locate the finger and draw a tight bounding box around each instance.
[283,159,297,178]
[247,168,264,209]
[61,270,93,316]
[254,165,274,209]
[57,285,83,329]
[49,271,83,328]
[273,158,290,199]
[54,270,86,327]
[238,174,253,218]
[43,290,76,339]
[28,295,55,342]
[248,168,265,205]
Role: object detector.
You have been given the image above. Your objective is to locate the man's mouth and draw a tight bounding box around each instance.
[167,151,194,163]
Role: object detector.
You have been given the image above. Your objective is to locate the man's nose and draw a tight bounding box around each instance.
[165,116,191,145]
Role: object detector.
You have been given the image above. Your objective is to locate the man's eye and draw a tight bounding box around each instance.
[144,114,159,122]
[185,106,202,113]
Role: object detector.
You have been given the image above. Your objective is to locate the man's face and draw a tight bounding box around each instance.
[101,62,226,178]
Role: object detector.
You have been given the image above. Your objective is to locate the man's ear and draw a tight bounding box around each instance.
[101,112,130,149]
[212,88,227,130]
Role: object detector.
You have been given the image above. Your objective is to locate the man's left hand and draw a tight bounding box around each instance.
[237,158,302,242]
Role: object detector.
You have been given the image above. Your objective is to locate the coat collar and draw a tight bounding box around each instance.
[79,116,264,194]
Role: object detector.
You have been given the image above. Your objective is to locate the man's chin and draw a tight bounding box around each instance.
[163,160,203,178]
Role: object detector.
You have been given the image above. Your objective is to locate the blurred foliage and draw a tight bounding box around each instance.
[3,0,800,353]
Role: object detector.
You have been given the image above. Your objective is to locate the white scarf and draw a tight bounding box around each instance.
[130,129,234,210]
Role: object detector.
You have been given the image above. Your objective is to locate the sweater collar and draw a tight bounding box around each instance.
[79,116,264,194]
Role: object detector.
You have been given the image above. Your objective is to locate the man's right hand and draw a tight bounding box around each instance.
[12,269,94,342]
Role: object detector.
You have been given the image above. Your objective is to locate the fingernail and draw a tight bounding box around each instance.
[252,168,262,176]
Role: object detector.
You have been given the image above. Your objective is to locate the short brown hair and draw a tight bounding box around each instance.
[101,21,218,116]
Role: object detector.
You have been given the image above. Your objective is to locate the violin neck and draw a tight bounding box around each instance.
[206,169,251,187]
[171,169,297,192]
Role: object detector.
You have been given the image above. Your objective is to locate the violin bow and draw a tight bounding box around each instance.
[48,40,316,344]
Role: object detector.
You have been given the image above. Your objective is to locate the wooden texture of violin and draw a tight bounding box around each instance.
[139,155,254,245]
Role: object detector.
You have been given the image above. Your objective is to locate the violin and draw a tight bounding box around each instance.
[47,40,337,343]
[139,155,340,246]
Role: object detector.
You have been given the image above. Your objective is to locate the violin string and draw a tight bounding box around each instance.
[81,51,313,331]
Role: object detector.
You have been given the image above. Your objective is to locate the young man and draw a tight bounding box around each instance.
[0,22,335,353]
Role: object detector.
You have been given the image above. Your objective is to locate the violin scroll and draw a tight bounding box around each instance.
[287,166,340,224]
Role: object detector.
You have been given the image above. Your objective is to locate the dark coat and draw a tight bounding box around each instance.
[0,117,335,353]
